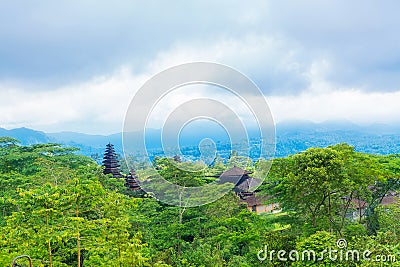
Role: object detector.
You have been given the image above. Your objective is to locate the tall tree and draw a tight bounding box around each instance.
[273,147,348,231]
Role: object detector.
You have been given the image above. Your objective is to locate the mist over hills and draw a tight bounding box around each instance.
[1,120,399,160]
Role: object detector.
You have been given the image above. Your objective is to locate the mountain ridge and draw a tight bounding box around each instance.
[1,120,399,158]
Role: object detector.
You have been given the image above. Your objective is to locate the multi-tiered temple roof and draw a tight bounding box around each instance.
[102,143,123,178]
[125,169,141,191]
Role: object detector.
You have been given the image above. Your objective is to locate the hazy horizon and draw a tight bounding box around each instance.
[1,118,399,136]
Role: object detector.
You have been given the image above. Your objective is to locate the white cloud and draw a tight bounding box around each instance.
[1,1,399,93]
[145,84,259,130]
[146,34,310,95]
[0,33,399,134]
[0,67,148,134]
[268,89,400,125]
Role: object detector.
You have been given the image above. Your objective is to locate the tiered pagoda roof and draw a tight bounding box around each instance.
[102,143,123,178]
[125,169,141,191]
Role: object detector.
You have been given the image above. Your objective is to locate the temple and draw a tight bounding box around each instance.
[102,143,123,178]
[102,143,142,192]
[101,145,278,211]
[125,168,141,191]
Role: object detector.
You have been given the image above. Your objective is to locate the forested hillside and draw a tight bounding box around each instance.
[1,137,400,266]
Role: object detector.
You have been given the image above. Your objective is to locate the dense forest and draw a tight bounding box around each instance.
[0,137,399,266]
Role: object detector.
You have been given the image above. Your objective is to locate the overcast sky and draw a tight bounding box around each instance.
[0,0,399,134]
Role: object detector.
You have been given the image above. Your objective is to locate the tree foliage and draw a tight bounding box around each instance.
[1,140,400,266]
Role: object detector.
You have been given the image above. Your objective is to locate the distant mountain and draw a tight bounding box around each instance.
[1,120,399,159]
[274,120,400,157]
[47,131,122,148]
[0,127,50,145]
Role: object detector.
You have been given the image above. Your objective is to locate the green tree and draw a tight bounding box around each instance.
[274,147,347,231]
[0,178,149,266]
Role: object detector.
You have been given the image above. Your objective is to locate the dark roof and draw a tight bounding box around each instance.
[218,167,252,185]
[236,177,261,192]
[221,167,252,176]
[381,195,399,206]
[102,143,122,177]
[350,199,367,210]
[241,194,272,206]
[125,169,141,190]
[342,194,399,209]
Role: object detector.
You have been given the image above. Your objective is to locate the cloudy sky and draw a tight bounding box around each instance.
[0,0,399,134]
